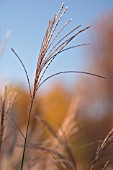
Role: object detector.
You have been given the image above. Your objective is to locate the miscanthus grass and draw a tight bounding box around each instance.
[0,85,17,170]
[0,86,17,152]
[91,129,113,170]
[10,2,106,170]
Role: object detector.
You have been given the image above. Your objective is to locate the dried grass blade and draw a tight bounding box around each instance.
[0,86,7,151]
[18,142,68,160]
[11,48,32,99]
[35,115,77,169]
[64,144,77,170]
[0,86,17,149]
[18,142,71,169]
[54,158,74,170]
[39,70,106,88]
[2,129,16,143]
[35,116,62,144]
[11,117,25,139]
[74,140,102,152]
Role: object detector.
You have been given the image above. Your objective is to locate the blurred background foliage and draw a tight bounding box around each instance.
[0,11,113,170]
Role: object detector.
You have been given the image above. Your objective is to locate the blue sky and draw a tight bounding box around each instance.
[0,0,113,91]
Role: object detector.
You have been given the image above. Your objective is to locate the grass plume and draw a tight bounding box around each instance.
[10,2,108,170]
[91,129,113,170]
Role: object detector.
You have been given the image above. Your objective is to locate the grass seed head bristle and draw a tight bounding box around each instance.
[44,24,82,64]
[56,2,65,19]
[51,6,68,37]
[37,24,90,87]
[46,18,72,56]
[33,3,91,97]
[102,161,109,170]
[91,129,113,170]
